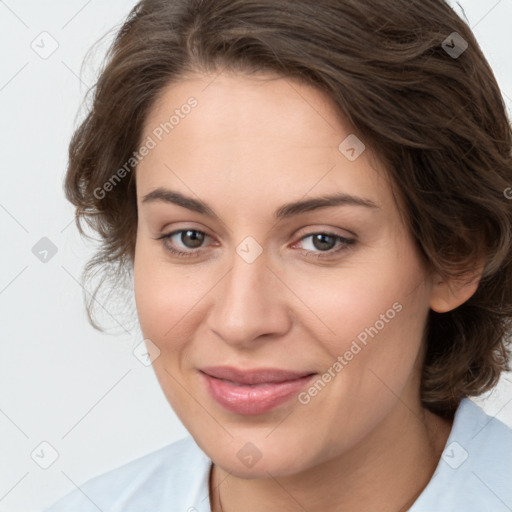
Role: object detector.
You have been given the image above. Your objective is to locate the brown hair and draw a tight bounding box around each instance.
[65,0,512,418]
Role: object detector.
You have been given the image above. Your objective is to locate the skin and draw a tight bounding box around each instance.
[133,71,480,512]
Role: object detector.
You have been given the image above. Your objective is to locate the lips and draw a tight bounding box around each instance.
[200,366,317,415]
[200,366,315,385]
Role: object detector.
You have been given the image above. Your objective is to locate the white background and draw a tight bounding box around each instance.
[0,1,511,511]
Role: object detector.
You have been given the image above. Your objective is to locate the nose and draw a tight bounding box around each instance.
[206,247,292,348]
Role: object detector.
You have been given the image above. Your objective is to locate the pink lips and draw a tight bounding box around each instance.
[200,366,316,415]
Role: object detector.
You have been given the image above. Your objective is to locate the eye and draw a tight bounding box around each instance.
[154,229,212,258]
[294,232,355,259]
[154,229,355,260]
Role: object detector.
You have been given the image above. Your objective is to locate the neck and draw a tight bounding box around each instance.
[210,401,453,512]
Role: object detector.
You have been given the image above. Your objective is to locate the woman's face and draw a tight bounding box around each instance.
[133,71,437,477]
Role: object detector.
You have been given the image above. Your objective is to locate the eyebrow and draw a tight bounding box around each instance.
[141,187,378,220]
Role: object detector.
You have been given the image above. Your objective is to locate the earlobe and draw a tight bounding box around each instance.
[429,269,483,313]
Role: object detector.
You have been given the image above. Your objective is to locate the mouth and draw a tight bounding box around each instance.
[199,366,317,415]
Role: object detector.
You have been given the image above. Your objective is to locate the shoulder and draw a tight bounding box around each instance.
[412,398,512,512]
[42,436,212,512]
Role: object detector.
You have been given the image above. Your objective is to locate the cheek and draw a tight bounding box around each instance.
[293,251,431,396]
[133,241,192,341]
[132,243,200,405]
[287,261,431,448]
[295,263,427,351]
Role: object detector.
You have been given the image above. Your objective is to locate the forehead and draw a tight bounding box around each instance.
[136,71,390,210]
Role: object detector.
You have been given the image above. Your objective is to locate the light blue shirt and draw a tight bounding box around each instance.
[43,398,512,511]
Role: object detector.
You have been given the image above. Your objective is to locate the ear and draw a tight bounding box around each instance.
[429,265,484,313]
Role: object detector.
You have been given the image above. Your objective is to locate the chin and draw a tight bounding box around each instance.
[197,430,322,480]
[213,450,305,480]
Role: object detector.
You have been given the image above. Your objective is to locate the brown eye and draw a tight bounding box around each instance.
[311,233,337,251]
[154,229,211,258]
[179,230,205,248]
[295,232,355,260]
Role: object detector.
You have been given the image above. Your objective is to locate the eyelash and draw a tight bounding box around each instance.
[154,229,355,260]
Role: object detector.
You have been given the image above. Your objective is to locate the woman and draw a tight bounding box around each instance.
[45,0,512,510]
